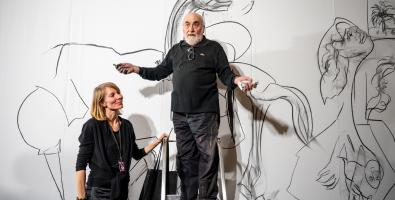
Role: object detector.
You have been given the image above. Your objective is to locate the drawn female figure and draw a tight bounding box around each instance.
[351,44,395,199]
[289,17,395,200]
[226,61,312,200]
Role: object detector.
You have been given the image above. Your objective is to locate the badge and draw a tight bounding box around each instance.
[118,160,126,172]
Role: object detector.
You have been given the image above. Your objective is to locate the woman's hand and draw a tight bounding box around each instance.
[156,132,168,144]
[75,170,87,199]
[144,132,169,154]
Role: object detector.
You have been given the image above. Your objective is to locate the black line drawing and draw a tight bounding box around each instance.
[288,16,395,200]
[198,1,314,199]
[16,42,163,199]
[368,0,395,38]
[226,61,313,200]
[15,0,253,198]
[17,80,88,200]
[16,0,314,199]
[166,1,314,199]
[171,2,314,199]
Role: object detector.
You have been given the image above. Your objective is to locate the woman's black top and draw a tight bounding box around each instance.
[75,117,146,191]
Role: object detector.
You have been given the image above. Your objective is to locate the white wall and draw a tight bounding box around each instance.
[1,0,394,199]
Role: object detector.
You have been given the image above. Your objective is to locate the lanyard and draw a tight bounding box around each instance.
[110,127,126,172]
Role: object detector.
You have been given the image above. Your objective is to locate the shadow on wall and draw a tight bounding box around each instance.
[228,65,290,136]
[127,114,162,199]
[0,187,26,200]
[127,114,158,140]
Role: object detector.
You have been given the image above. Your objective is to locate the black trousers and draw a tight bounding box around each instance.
[86,186,111,200]
[86,184,128,200]
[173,112,219,200]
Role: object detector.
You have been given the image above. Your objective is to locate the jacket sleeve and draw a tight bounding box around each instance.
[215,43,237,89]
[75,122,94,171]
[139,49,174,81]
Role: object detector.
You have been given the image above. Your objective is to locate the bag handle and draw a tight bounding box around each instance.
[153,141,163,170]
[153,128,172,170]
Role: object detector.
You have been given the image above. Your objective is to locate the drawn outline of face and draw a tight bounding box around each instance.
[348,156,382,199]
[102,87,123,111]
[364,160,382,189]
[333,26,373,58]
[379,66,395,131]
[183,13,204,46]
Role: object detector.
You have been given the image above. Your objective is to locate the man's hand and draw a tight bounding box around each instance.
[114,63,140,74]
[234,75,256,92]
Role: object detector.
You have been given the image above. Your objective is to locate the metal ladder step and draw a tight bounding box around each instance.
[165,194,180,200]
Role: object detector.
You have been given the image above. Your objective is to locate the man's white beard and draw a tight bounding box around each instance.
[184,34,203,46]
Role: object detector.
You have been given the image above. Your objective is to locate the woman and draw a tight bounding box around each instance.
[75,82,167,200]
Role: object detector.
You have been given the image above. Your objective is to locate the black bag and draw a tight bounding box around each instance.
[139,143,178,200]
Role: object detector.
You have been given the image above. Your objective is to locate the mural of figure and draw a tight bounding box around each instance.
[225,61,312,200]
[16,42,165,199]
[352,44,395,200]
[159,1,316,199]
[17,80,88,200]
[288,17,395,200]
[139,1,315,199]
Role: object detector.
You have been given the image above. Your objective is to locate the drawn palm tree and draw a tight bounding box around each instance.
[371,1,395,33]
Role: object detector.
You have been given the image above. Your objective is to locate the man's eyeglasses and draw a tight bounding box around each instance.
[187,47,195,61]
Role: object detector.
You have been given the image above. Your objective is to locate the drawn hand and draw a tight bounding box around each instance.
[316,159,340,190]
[114,63,140,74]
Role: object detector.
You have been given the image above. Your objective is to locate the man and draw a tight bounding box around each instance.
[115,12,254,200]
